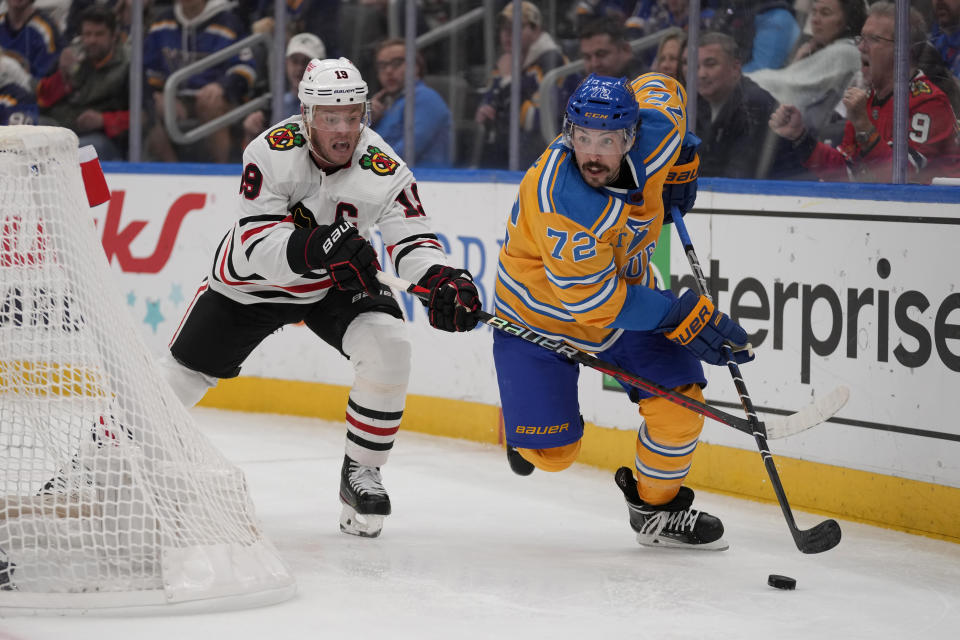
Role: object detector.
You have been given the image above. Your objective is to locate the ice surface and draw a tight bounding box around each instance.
[2,407,958,639]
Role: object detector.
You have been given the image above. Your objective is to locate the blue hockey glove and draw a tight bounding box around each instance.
[657,290,754,367]
[662,132,701,224]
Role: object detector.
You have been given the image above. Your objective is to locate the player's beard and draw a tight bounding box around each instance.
[579,157,621,188]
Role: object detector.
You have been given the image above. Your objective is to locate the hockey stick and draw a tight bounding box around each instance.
[376,272,845,441]
[669,206,842,554]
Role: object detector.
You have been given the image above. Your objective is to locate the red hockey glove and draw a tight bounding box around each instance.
[417,264,481,332]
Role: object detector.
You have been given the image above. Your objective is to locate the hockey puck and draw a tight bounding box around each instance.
[767,574,797,590]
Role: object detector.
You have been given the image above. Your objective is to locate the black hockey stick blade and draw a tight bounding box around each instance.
[797,518,842,554]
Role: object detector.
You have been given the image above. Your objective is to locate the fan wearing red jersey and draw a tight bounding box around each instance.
[160,57,479,539]
[771,2,960,182]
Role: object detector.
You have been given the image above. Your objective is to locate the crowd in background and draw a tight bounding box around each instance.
[1,0,959,183]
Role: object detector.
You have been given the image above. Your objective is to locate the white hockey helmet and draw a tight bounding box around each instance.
[298,57,369,163]
[298,57,368,108]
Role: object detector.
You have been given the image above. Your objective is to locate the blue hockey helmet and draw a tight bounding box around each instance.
[563,74,639,149]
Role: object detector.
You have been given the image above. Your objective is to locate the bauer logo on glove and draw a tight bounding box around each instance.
[657,290,754,367]
[664,297,715,345]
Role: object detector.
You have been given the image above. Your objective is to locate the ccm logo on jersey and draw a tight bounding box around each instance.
[515,423,569,435]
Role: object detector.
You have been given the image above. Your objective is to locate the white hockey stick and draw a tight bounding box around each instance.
[378,271,847,440]
[761,385,849,439]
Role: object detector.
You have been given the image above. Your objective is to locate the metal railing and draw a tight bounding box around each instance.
[162,32,273,146]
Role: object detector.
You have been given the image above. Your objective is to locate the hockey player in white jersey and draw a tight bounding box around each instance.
[161,57,481,538]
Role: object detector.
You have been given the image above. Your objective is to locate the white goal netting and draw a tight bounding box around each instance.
[0,126,294,614]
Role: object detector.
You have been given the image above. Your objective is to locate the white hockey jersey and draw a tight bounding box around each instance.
[207,115,447,305]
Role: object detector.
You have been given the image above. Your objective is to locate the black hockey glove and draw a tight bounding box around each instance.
[662,132,701,224]
[656,289,754,367]
[287,219,379,294]
[417,264,481,332]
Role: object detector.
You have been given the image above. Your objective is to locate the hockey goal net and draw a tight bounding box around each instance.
[0,126,294,614]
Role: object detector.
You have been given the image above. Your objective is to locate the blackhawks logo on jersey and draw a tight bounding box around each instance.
[359,145,399,176]
[265,123,306,151]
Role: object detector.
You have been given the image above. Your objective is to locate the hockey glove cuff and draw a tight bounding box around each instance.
[662,132,701,224]
[657,290,754,367]
[417,264,481,332]
[287,219,380,294]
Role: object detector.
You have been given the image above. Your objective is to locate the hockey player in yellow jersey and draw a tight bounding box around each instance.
[493,73,754,550]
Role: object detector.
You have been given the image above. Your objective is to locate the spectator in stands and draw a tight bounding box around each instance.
[578,15,646,79]
[747,0,866,140]
[770,2,960,183]
[369,37,452,168]
[241,32,324,149]
[241,0,342,59]
[651,27,685,81]
[694,31,799,179]
[0,45,37,124]
[917,39,960,115]
[931,0,960,80]
[474,1,566,169]
[36,5,128,160]
[0,0,60,80]
[570,0,632,35]
[707,0,801,72]
[557,17,647,129]
[144,0,254,163]
[624,0,694,39]
[62,0,135,43]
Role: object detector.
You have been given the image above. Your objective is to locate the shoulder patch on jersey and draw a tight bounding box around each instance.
[289,201,317,228]
[359,145,399,176]
[911,79,933,97]
[265,123,306,150]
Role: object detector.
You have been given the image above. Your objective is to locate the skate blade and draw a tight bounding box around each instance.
[636,534,729,551]
[339,504,385,538]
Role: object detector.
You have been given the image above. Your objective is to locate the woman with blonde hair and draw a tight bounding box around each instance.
[651,28,686,82]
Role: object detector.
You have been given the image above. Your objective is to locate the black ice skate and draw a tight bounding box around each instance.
[339,455,391,538]
[614,467,728,551]
[506,446,535,476]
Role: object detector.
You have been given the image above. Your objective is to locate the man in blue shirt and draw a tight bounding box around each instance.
[369,37,451,168]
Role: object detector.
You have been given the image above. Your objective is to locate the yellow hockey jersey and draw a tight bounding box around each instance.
[495,73,690,351]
